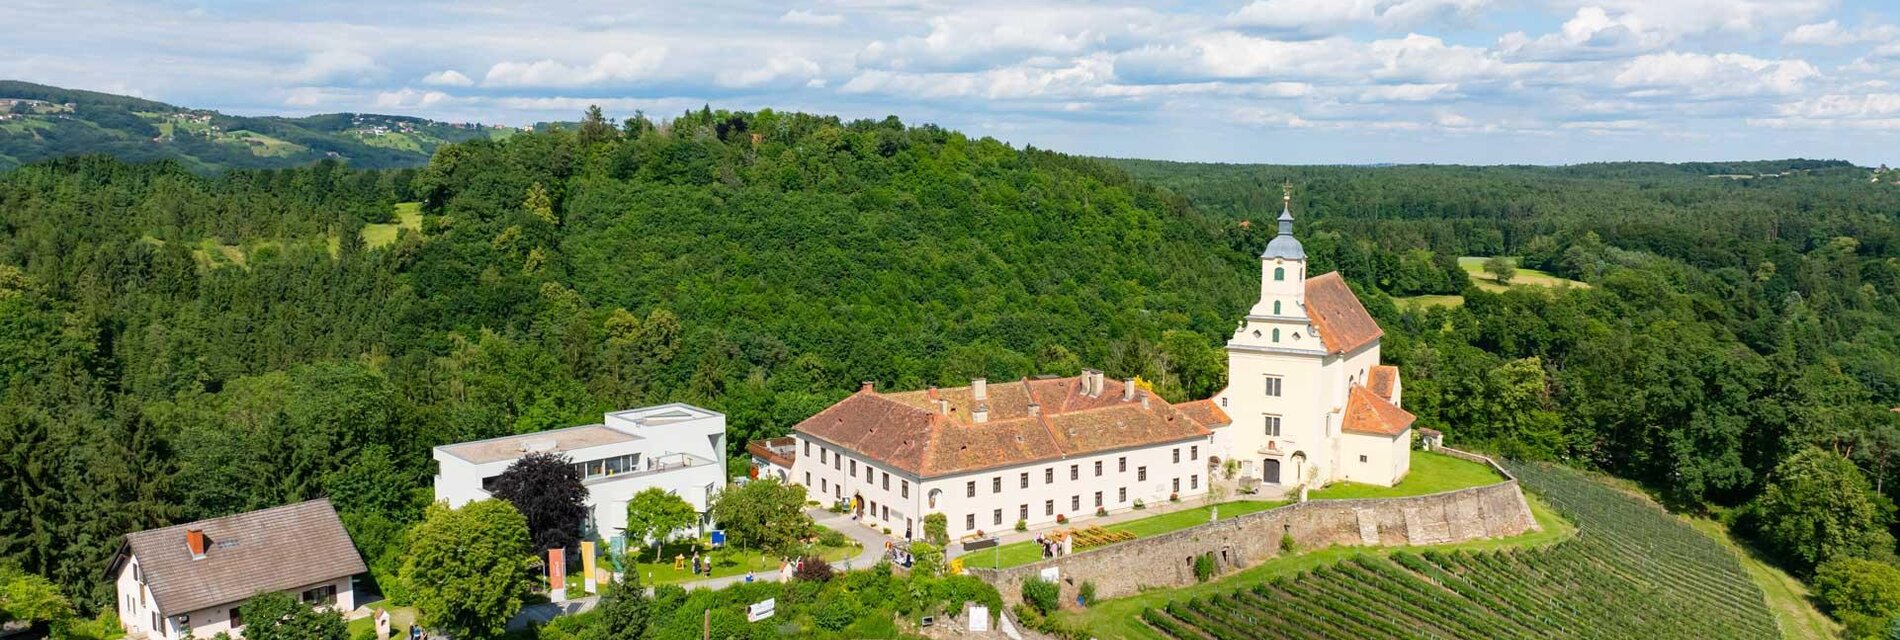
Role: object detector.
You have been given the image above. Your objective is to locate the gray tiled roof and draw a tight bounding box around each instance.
[124,499,365,615]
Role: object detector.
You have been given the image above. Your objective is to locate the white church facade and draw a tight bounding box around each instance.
[763,187,1415,539]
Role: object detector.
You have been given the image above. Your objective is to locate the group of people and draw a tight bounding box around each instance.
[776,556,811,581]
[1035,532,1075,559]
[675,550,717,578]
[884,541,916,568]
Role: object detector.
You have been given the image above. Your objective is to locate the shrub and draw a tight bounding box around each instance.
[1814,557,1900,638]
[793,555,835,582]
[1095,507,1107,517]
[1169,492,1180,503]
[1015,519,1027,532]
[882,526,891,535]
[911,542,944,577]
[924,513,949,546]
[1193,552,1217,582]
[1281,532,1297,553]
[1055,513,1068,524]
[1078,581,1097,606]
[1022,578,1060,616]
[816,527,851,548]
[812,591,863,631]
[1133,499,1146,510]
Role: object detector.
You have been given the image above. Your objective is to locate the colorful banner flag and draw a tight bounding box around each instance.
[580,541,597,594]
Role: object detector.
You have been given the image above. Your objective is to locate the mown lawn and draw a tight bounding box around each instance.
[623,539,858,586]
[1393,293,1464,310]
[1459,256,1590,292]
[961,500,1289,570]
[1054,493,1575,639]
[1307,449,1504,500]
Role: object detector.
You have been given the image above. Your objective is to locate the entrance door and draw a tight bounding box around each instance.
[1263,458,1282,484]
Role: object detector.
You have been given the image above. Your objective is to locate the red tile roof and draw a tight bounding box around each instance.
[793,376,1215,478]
[1367,365,1399,402]
[746,436,797,468]
[1342,385,1416,437]
[1172,399,1232,427]
[1306,272,1383,354]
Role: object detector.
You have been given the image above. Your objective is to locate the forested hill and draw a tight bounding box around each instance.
[0,80,509,172]
[0,110,1260,606]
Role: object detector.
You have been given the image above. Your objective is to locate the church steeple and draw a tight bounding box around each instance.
[1262,182,1305,260]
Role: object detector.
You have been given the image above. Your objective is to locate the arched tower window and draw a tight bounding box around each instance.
[1272,328,1280,342]
[1273,300,1282,315]
[1273,267,1286,281]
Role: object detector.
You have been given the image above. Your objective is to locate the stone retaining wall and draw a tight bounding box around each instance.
[968,448,1539,606]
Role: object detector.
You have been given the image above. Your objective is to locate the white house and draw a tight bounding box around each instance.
[786,374,1225,540]
[109,500,365,640]
[432,403,728,541]
[1210,187,1416,488]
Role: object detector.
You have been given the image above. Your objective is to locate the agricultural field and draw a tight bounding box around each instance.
[1136,462,1776,640]
[1458,256,1589,292]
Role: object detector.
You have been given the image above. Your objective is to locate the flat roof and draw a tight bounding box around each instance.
[436,424,641,464]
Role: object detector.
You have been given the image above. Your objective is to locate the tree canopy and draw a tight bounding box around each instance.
[708,477,812,554]
[488,452,588,553]
[624,488,698,561]
[402,500,534,640]
[232,591,348,640]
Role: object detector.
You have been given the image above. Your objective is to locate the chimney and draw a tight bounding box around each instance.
[937,398,949,415]
[973,403,989,424]
[972,378,988,402]
[1123,378,1135,401]
[1081,369,1099,397]
[186,529,208,560]
[1027,402,1041,417]
[860,381,876,394]
[1140,392,1151,410]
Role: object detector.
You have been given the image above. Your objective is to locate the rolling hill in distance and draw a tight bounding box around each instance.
[0,81,518,172]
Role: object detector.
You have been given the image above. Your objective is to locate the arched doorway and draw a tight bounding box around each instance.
[1262,458,1282,484]
[1289,452,1307,485]
[852,493,864,518]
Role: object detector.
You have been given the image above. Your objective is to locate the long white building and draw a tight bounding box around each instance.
[432,404,727,541]
[767,186,1415,541]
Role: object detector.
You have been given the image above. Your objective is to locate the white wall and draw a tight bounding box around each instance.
[117,557,353,640]
[1339,431,1410,487]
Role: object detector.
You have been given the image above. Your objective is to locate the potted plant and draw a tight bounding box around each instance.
[1055,513,1068,525]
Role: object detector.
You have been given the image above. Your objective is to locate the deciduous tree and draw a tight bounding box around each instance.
[488,452,588,553]
[402,500,534,640]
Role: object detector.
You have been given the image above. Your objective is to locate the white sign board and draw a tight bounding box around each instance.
[748,598,776,622]
[968,606,990,632]
[1039,566,1060,583]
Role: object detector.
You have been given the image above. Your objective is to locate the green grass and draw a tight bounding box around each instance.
[1057,492,1575,639]
[1459,256,1590,292]
[360,202,423,248]
[962,500,1289,570]
[1307,449,1505,500]
[625,539,857,586]
[346,605,417,638]
[1394,294,1465,310]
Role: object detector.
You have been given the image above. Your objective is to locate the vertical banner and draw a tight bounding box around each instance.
[548,548,567,602]
[580,541,598,594]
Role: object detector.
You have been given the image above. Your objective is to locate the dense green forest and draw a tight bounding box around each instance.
[0,81,504,172]
[6,101,1900,636]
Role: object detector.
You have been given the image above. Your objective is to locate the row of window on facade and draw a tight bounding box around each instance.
[960,474,1200,532]
[571,453,641,480]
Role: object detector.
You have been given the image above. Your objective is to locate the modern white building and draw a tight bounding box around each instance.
[109,500,364,640]
[1210,187,1415,488]
[787,374,1224,540]
[432,403,728,541]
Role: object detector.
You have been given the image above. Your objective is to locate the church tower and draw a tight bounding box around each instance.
[1249,184,1309,327]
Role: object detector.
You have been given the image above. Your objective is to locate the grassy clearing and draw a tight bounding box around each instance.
[1058,493,1574,639]
[361,202,423,248]
[1459,256,1590,292]
[1394,294,1465,310]
[1685,515,1838,639]
[624,539,858,586]
[1307,449,1504,500]
[962,500,1289,570]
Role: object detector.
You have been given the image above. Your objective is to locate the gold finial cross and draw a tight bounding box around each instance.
[1282,181,1293,202]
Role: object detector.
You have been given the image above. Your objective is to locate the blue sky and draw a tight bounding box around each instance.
[5,0,1898,165]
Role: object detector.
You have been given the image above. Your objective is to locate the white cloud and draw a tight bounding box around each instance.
[1228,0,1489,36]
[421,70,474,87]
[482,49,669,88]
[1784,20,1900,46]
[715,55,821,89]
[291,49,378,84]
[1775,93,1900,119]
[374,88,451,109]
[858,7,1174,72]
[1497,7,1670,61]
[780,9,844,27]
[1359,83,1460,102]
[1613,52,1819,98]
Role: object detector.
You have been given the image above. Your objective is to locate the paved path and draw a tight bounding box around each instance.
[506,509,891,631]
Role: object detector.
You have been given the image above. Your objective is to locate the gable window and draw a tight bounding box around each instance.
[1264,376,1283,397]
[1274,267,1286,281]
[1265,414,1282,437]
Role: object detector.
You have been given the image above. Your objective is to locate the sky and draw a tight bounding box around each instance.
[4,0,1898,165]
